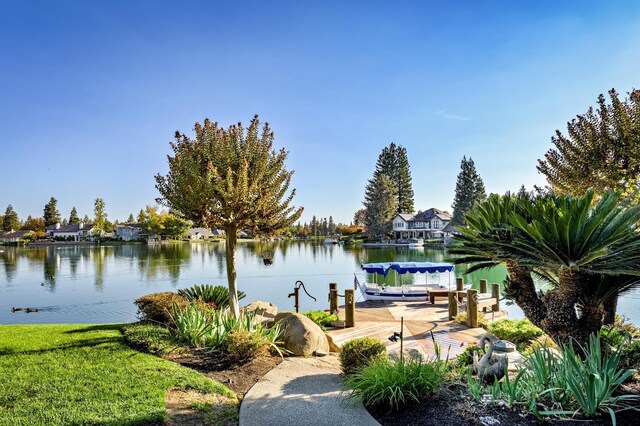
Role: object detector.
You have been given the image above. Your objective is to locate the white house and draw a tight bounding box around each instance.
[188,227,213,240]
[0,230,33,243]
[391,208,452,239]
[49,223,95,241]
[114,224,146,241]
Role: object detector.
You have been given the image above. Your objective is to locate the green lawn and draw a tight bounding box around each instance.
[0,324,235,426]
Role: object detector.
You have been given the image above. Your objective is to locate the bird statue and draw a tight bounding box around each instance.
[473,332,508,384]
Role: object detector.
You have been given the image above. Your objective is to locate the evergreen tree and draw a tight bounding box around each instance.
[451,156,486,225]
[93,198,107,231]
[83,214,91,225]
[137,209,145,224]
[353,208,366,226]
[155,115,302,317]
[373,143,415,213]
[537,89,640,202]
[69,207,80,225]
[363,173,398,239]
[311,216,318,236]
[328,216,335,235]
[61,218,69,226]
[2,205,19,231]
[43,197,61,227]
[127,213,135,223]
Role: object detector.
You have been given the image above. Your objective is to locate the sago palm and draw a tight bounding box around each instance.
[451,190,640,346]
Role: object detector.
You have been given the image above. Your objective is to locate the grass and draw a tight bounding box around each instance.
[0,324,236,426]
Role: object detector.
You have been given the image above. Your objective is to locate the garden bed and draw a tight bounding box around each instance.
[367,382,639,426]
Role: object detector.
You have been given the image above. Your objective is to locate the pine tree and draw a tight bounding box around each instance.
[127,213,135,223]
[43,197,61,227]
[537,89,640,202]
[328,216,335,235]
[83,214,92,225]
[155,115,302,317]
[451,156,486,225]
[69,207,80,225]
[61,218,69,226]
[2,205,19,231]
[373,143,415,213]
[363,173,398,239]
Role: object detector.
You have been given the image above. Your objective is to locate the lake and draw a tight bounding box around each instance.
[0,241,638,325]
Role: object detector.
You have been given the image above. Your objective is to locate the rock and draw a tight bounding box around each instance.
[480,416,500,426]
[244,301,278,326]
[325,333,341,353]
[274,312,330,356]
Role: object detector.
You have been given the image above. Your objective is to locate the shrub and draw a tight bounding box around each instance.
[302,310,338,330]
[226,329,268,364]
[121,322,183,355]
[487,318,543,351]
[171,302,214,347]
[134,292,189,324]
[178,284,246,310]
[453,312,488,329]
[339,337,387,376]
[602,315,640,348]
[619,340,640,371]
[456,344,484,367]
[521,334,558,356]
[344,356,448,410]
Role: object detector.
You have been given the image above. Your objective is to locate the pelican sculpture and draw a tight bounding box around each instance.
[473,333,508,384]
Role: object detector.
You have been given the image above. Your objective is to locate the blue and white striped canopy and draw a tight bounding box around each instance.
[360,262,454,276]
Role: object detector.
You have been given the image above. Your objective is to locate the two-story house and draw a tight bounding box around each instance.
[391,208,452,239]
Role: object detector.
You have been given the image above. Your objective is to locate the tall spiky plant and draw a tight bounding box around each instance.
[156,115,303,317]
[450,190,640,346]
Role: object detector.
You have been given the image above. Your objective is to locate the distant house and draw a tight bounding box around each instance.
[0,230,33,243]
[49,223,95,241]
[114,224,146,241]
[391,208,452,239]
[188,227,213,240]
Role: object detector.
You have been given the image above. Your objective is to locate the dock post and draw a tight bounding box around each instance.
[456,277,464,291]
[479,280,488,312]
[492,283,500,312]
[467,289,478,328]
[329,283,339,316]
[448,291,458,320]
[345,289,355,328]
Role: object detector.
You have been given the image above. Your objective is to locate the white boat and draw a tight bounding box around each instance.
[407,238,424,248]
[356,261,456,302]
[323,239,339,245]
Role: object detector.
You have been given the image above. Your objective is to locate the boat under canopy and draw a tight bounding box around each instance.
[357,261,456,302]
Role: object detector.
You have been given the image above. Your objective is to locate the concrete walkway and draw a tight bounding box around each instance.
[239,356,379,426]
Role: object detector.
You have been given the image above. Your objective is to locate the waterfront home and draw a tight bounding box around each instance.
[188,227,214,240]
[114,224,146,241]
[0,230,34,243]
[392,208,452,239]
[47,222,96,241]
[442,222,460,243]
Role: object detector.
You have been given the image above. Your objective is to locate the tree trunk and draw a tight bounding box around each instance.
[225,226,240,318]
[504,262,546,327]
[602,295,618,325]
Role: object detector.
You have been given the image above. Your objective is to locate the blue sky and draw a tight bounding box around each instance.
[1,1,639,224]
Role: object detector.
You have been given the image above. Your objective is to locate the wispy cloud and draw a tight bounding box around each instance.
[436,110,470,121]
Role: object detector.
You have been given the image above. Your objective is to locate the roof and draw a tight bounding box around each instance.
[188,227,213,235]
[0,230,32,239]
[51,224,93,233]
[394,213,415,222]
[442,223,458,233]
[412,208,451,222]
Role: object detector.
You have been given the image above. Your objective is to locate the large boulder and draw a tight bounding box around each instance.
[274,312,330,356]
[244,301,278,326]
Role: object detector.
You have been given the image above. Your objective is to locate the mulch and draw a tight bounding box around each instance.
[368,382,639,426]
[164,348,283,398]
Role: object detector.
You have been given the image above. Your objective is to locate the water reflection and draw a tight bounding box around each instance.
[0,241,637,325]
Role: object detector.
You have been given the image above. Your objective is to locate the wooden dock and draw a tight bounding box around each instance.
[327,300,510,360]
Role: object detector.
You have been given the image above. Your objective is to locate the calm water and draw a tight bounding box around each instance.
[0,241,638,325]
